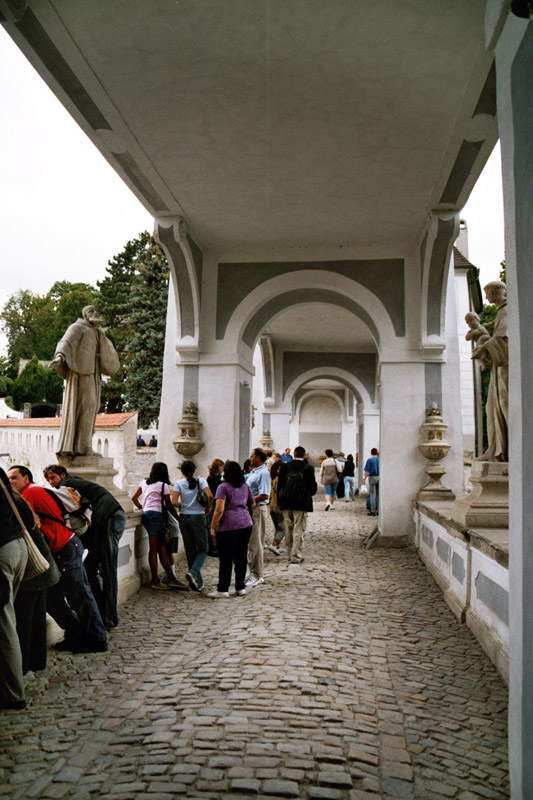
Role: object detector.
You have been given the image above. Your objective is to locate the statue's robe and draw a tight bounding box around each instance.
[483,304,509,462]
[54,320,119,456]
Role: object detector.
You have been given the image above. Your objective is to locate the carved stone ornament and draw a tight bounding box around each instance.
[260,429,274,450]
[417,403,455,500]
[173,401,204,458]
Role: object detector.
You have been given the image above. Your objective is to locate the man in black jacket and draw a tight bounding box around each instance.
[277,446,317,564]
[44,465,125,629]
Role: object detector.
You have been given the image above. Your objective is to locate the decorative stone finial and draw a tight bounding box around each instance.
[173,402,204,457]
[417,404,455,500]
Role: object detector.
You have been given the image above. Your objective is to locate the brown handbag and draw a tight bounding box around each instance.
[0,480,50,581]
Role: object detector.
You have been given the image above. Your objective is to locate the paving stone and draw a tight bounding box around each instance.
[0,500,509,800]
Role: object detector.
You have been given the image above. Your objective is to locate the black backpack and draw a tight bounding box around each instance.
[278,468,309,508]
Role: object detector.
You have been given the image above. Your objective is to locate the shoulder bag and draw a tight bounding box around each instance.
[0,481,50,581]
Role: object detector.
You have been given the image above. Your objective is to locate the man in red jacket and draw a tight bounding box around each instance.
[8,466,107,654]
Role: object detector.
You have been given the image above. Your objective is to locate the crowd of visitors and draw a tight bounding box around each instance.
[1,444,377,711]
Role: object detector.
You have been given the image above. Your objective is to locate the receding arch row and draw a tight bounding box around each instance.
[242,289,380,349]
[284,367,376,411]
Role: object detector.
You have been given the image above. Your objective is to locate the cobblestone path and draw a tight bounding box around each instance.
[0,496,509,799]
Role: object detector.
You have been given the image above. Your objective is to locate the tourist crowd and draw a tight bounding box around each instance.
[0,445,373,711]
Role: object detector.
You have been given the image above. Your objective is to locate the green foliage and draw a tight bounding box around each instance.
[97,232,151,412]
[124,238,169,427]
[11,356,63,410]
[0,282,99,377]
[0,375,13,396]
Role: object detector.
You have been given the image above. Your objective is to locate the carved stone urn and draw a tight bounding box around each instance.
[260,429,274,451]
[417,403,455,500]
[173,401,204,458]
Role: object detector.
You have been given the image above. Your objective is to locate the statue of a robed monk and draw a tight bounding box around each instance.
[50,306,120,456]
[469,281,509,462]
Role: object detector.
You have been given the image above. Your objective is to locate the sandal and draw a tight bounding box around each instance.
[150,582,170,591]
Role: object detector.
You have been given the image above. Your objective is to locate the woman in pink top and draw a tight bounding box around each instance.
[131,462,181,590]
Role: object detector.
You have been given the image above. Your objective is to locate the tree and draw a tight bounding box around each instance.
[0,282,99,377]
[124,237,169,427]
[97,232,151,412]
[11,355,63,410]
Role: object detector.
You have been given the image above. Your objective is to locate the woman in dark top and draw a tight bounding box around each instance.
[206,459,224,557]
[343,454,356,502]
[207,461,255,598]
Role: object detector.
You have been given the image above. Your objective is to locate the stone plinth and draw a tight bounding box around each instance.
[451,460,508,529]
[58,453,133,512]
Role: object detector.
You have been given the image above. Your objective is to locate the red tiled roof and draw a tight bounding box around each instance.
[453,246,476,269]
[0,412,136,428]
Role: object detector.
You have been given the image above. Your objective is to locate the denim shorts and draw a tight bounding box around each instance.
[142,511,165,537]
[324,482,338,498]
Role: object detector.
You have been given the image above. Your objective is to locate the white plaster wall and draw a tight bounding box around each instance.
[0,398,22,419]
[469,548,509,650]
[415,510,469,618]
[441,266,471,500]
[454,269,476,454]
[0,416,140,492]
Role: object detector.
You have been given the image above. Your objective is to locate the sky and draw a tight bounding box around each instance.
[0,25,505,356]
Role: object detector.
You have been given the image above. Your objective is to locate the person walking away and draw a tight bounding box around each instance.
[277,446,317,564]
[319,449,339,511]
[44,464,126,630]
[172,461,213,592]
[206,459,224,557]
[207,461,255,598]
[364,448,380,516]
[244,449,271,588]
[267,460,285,555]
[132,462,183,590]
[343,454,356,502]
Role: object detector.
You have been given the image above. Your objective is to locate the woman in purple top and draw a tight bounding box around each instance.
[208,461,255,599]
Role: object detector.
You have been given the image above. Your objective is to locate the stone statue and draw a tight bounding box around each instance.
[50,306,120,456]
[464,312,491,370]
[469,281,509,462]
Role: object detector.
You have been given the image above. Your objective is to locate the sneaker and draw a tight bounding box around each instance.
[325,504,329,511]
[267,544,281,555]
[245,575,264,588]
[235,589,246,596]
[186,572,199,591]
[207,590,230,599]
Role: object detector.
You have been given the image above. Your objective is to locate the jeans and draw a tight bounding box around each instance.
[179,514,208,590]
[344,476,355,500]
[46,535,107,647]
[368,476,379,513]
[0,538,27,704]
[84,510,126,628]
[216,526,252,591]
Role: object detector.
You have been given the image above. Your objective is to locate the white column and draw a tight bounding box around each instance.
[378,362,426,543]
[357,408,380,487]
[492,11,533,797]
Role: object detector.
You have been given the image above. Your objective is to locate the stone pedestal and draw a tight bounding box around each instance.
[417,403,455,501]
[58,453,133,512]
[451,461,509,529]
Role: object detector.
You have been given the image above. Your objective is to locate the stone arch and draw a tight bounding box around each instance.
[295,388,346,424]
[222,270,396,354]
[284,367,375,411]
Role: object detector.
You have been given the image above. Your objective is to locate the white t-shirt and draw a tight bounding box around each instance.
[139,480,169,512]
[173,477,208,515]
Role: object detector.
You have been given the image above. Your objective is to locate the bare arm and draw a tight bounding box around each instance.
[203,486,214,515]
[210,498,225,536]
[131,486,142,510]
[171,490,181,508]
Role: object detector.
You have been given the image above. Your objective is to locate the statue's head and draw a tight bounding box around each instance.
[82,305,103,325]
[484,281,507,306]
